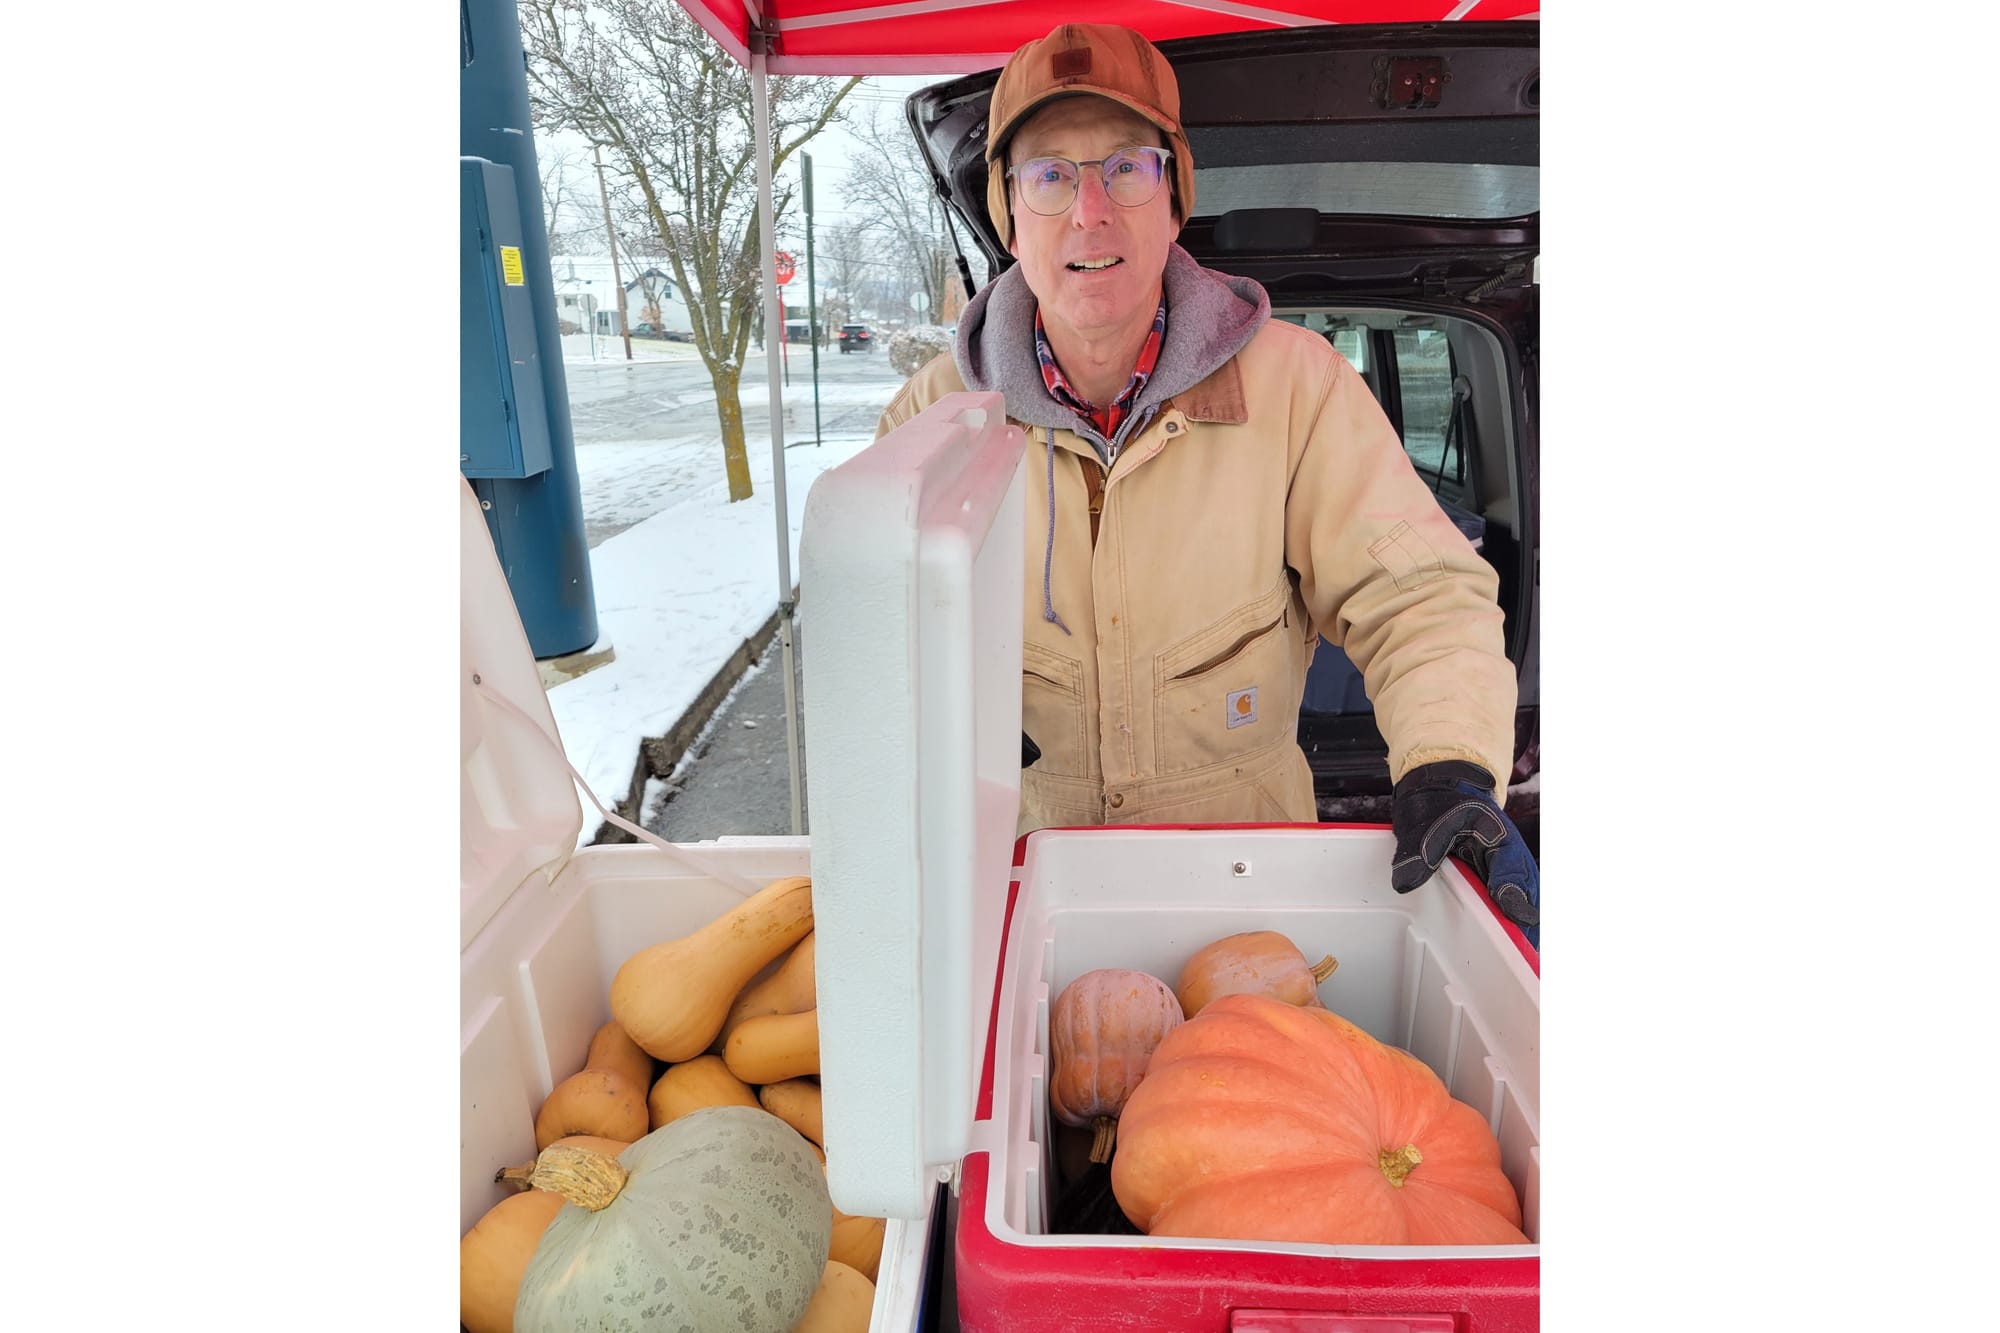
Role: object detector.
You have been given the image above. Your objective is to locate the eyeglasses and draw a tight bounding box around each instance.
[1005,146,1172,216]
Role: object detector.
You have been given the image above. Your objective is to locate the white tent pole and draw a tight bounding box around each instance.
[753,48,806,836]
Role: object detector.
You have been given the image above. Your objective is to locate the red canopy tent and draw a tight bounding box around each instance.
[677,0,1537,73]
[664,0,1537,828]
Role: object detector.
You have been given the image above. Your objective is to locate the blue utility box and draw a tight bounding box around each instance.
[461,157,553,479]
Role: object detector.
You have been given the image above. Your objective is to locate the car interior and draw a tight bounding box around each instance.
[1268,304,1528,721]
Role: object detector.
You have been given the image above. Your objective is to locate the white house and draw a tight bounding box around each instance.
[549,253,695,338]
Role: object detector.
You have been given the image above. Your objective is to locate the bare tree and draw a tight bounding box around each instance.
[844,101,959,326]
[523,0,859,501]
[815,220,875,319]
[538,144,602,256]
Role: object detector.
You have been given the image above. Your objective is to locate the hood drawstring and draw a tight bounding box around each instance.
[1041,428,1072,636]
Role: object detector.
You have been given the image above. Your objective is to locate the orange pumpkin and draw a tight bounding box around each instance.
[1174,930,1336,1018]
[1111,992,1527,1245]
[1048,969,1184,1164]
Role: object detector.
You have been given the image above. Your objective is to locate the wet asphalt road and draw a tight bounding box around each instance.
[563,342,904,444]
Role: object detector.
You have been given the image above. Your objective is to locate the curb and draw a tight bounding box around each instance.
[587,599,790,846]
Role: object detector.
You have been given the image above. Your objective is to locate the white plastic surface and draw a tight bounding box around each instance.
[801,392,1027,1220]
[460,479,584,949]
[978,827,1540,1258]
[458,838,932,1333]
[460,483,931,1331]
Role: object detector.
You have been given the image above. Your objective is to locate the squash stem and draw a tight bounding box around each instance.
[1377,1143,1423,1188]
[528,1145,630,1211]
[1088,1116,1118,1165]
[494,1162,537,1191]
[1310,955,1338,983]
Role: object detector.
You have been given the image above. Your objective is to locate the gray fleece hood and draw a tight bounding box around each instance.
[950,244,1270,638]
[952,242,1271,451]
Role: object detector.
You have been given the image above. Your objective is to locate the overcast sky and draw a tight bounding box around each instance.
[538,72,966,256]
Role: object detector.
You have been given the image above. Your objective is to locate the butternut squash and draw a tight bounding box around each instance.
[647,1054,759,1130]
[584,1019,654,1093]
[533,1067,648,1151]
[611,876,814,1062]
[829,1209,886,1283]
[723,1006,820,1084]
[711,932,818,1053]
[757,1076,824,1146]
[550,1134,632,1158]
[460,1187,566,1333]
[794,1259,875,1333]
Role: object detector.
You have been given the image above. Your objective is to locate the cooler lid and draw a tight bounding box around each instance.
[802,392,1026,1220]
[460,477,584,951]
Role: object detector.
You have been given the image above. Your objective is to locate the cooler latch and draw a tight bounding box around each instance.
[1230,1314,1458,1333]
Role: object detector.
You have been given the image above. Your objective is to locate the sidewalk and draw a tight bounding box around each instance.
[542,428,876,847]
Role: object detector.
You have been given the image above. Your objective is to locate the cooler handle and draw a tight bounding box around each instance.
[1229,1315,1459,1333]
[474,675,765,895]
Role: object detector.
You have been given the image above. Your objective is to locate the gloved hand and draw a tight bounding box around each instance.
[1022,731,1042,769]
[1390,761,1539,949]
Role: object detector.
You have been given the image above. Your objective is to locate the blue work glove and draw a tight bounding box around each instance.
[1390,761,1540,950]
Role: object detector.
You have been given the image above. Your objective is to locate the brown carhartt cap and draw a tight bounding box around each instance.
[984,23,1196,247]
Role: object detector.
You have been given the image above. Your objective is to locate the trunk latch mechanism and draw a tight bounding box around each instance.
[1381,57,1447,109]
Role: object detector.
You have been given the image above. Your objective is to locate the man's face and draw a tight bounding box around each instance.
[1006,97,1181,346]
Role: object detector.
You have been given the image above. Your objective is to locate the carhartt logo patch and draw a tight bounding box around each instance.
[1227,687,1258,729]
[1053,48,1092,79]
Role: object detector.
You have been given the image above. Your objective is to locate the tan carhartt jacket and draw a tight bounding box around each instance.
[876,246,1515,836]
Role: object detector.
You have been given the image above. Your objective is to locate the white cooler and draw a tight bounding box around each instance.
[460,392,1029,1331]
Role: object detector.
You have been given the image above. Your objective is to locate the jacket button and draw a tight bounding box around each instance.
[1108,792,1125,809]
[1164,421,1180,434]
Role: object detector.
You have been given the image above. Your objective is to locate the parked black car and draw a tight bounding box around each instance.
[906,22,1539,834]
[838,323,874,353]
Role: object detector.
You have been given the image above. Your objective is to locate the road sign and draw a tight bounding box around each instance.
[910,290,929,312]
[775,251,797,285]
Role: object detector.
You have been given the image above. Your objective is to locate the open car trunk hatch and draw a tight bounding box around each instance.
[908,21,1538,306]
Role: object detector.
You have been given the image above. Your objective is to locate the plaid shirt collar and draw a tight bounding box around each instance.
[1034,297,1169,452]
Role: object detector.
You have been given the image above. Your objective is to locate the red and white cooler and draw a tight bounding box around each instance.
[463,389,1539,1332]
[801,395,1542,1330]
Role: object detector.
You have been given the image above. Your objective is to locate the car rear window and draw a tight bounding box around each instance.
[1187,120,1536,221]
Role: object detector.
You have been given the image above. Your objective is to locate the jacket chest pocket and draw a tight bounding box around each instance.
[1022,641,1090,778]
[1152,580,1299,776]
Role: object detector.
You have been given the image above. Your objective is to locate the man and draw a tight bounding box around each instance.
[874,23,1538,941]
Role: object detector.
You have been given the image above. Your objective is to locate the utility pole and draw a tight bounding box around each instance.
[804,152,823,446]
[593,142,633,361]
[461,0,597,658]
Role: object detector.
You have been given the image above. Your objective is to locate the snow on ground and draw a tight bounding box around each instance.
[572,382,904,543]
[574,439,721,545]
[549,431,876,845]
[559,331,703,365]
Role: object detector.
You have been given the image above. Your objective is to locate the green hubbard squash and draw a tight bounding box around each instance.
[794,1259,875,1333]
[513,1105,831,1332]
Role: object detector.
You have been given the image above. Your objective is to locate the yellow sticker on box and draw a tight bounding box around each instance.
[499,246,524,286]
